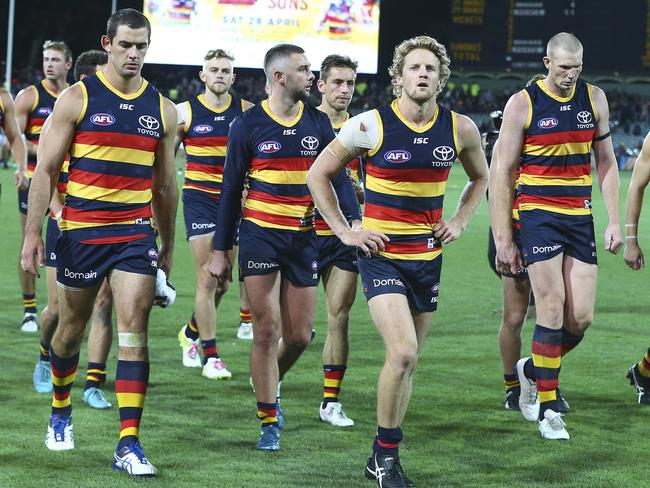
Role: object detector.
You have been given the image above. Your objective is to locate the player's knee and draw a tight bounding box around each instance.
[387,344,418,374]
[283,331,311,351]
[501,310,526,332]
[252,324,279,347]
[53,327,84,353]
[327,307,350,331]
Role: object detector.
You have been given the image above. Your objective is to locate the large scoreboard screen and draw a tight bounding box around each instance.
[449,0,650,71]
[143,0,381,73]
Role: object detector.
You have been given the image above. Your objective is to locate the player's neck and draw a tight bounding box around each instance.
[397,96,437,127]
[42,78,69,95]
[103,66,144,95]
[317,103,347,127]
[543,77,573,98]
[203,89,230,109]
[267,92,301,122]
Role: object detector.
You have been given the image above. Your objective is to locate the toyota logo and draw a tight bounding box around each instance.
[301,136,319,150]
[432,145,455,161]
[139,115,160,130]
[576,111,592,124]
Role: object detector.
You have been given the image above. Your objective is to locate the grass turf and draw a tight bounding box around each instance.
[0,163,648,487]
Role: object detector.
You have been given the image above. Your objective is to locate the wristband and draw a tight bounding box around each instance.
[626,236,637,240]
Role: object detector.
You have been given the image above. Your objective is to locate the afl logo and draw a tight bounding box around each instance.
[90,113,115,126]
[147,248,158,259]
[193,124,213,134]
[384,150,411,163]
[432,145,455,161]
[577,111,592,124]
[37,107,52,116]
[537,117,558,129]
[301,136,319,150]
[139,115,160,130]
[258,141,281,153]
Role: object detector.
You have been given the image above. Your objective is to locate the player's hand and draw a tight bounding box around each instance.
[14,168,28,191]
[433,218,463,244]
[604,223,624,254]
[208,250,232,284]
[339,226,389,257]
[624,240,644,270]
[20,233,44,278]
[495,239,524,277]
[157,245,173,277]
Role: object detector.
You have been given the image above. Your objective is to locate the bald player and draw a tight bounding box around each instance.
[491,32,622,440]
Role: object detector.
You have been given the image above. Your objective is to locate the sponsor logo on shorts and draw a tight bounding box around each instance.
[64,268,97,280]
[372,278,405,287]
[258,141,281,153]
[148,248,158,259]
[90,113,116,126]
[193,124,213,134]
[191,222,215,230]
[384,150,411,163]
[247,260,279,270]
[311,260,318,271]
[532,244,562,254]
[537,117,558,129]
[362,282,368,293]
[50,252,56,261]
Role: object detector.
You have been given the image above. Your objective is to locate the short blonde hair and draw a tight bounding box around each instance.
[204,49,235,63]
[43,40,72,62]
[388,35,451,98]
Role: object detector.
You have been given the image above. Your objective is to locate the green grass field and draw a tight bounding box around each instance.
[0,162,648,488]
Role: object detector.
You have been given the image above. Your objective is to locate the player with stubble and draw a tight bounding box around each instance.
[21,8,178,476]
[308,36,488,487]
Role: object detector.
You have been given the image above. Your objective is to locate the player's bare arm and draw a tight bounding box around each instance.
[590,85,623,254]
[0,90,28,190]
[307,134,388,256]
[14,86,39,158]
[490,91,528,275]
[21,84,83,276]
[151,97,179,276]
[624,131,650,270]
[433,113,488,244]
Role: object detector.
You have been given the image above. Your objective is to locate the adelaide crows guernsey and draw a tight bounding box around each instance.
[25,80,61,178]
[361,99,459,261]
[61,71,165,244]
[0,94,5,128]
[518,79,597,217]
[181,94,244,200]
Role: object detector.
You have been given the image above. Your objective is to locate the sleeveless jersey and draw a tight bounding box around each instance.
[61,71,165,244]
[363,99,459,261]
[314,112,362,236]
[518,79,597,217]
[182,94,244,200]
[25,81,60,178]
[0,93,5,128]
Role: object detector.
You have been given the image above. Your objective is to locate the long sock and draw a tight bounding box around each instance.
[185,313,200,341]
[85,362,107,390]
[257,402,278,427]
[532,324,562,419]
[524,357,536,381]
[560,327,584,356]
[23,293,36,315]
[637,348,650,380]
[323,365,347,404]
[201,339,219,364]
[115,360,149,450]
[373,426,403,457]
[504,373,520,393]
[50,348,79,417]
[40,341,50,362]
[240,308,252,324]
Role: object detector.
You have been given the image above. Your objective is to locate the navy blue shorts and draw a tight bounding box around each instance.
[358,253,442,313]
[18,188,28,214]
[183,189,218,240]
[45,217,60,267]
[317,234,357,276]
[520,209,597,266]
[238,219,317,287]
[56,234,158,288]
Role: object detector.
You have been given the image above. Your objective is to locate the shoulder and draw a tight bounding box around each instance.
[15,84,37,104]
[344,109,381,132]
[453,112,480,139]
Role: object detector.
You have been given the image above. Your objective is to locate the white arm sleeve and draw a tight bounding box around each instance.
[175,102,189,126]
[336,110,381,154]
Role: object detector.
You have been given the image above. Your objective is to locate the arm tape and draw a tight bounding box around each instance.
[593,131,611,142]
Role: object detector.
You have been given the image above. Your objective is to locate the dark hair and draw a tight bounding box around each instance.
[74,50,108,81]
[42,40,72,62]
[319,54,358,81]
[107,8,151,42]
[263,44,304,77]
